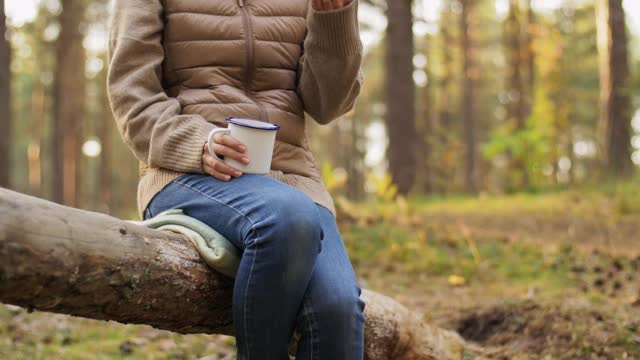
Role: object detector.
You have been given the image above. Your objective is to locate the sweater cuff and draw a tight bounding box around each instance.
[157,116,218,174]
[306,0,361,55]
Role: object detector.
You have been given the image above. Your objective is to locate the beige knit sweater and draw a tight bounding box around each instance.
[107,0,363,220]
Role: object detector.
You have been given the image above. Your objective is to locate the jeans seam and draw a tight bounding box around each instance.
[304,300,313,360]
[244,227,260,359]
[171,179,258,237]
[303,298,319,360]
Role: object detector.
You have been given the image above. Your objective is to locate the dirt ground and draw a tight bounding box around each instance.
[384,278,640,359]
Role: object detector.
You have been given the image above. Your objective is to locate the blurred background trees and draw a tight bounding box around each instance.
[384,0,417,196]
[1,0,639,218]
[596,0,632,177]
[52,0,85,207]
[0,0,9,189]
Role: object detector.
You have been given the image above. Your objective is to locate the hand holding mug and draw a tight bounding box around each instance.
[202,118,280,181]
[201,132,249,182]
[311,0,353,11]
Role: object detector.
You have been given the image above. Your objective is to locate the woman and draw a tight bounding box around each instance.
[107,0,365,359]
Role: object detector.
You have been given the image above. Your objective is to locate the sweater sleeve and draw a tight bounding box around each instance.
[296,0,364,125]
[107,0,217,173]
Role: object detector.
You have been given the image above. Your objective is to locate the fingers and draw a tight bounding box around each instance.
[204,163,234,181]
[203,154,244,180]
[201,143,245,182]
[213,132,247,154]
[211,143,250,165]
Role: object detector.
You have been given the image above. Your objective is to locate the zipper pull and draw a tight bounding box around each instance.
[238,0,244,7]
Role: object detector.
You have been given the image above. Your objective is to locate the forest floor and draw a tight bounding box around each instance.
[2,183,640,359]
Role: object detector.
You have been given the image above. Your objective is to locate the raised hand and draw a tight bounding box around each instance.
[311,0,353,11]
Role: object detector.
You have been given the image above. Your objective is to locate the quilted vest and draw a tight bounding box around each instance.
[161,0,319,179]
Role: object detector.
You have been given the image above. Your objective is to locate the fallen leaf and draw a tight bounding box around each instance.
[448,275,466,287]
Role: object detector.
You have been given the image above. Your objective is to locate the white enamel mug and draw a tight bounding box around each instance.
[207,117,280,175]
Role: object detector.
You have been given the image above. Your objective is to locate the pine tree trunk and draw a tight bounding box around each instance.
[504,0,530,189]
[436,2,455,194]
[98,54,112,214]
[0,0,10,189]
[460,0,478,193]
[52,0,86,206]
[385,0,416,195]
[596,0,632,177]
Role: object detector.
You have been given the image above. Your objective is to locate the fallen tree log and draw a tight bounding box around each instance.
[0,188,471,359]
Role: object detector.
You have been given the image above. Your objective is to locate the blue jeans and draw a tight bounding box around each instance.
[144,173,366,359]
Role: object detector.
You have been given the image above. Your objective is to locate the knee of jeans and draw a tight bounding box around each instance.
[259,193,323,251]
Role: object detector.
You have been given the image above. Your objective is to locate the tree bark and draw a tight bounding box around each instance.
[52,0,86,206]
[595,0,632,177]
[0,0,10,189]
[460,0,478,194]
[385,0,416,195]
[0,188,471,360]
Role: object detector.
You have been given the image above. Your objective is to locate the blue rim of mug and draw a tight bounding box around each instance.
[226,117,280,131]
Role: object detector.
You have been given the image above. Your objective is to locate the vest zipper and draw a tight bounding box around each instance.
[238,0,269,121]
